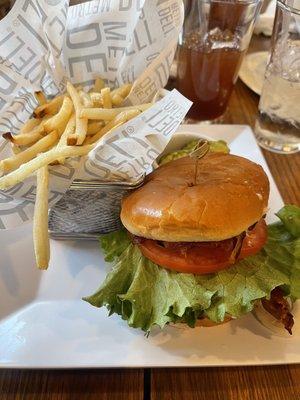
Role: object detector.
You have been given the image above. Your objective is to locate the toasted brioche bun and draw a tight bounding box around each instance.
[121,153,269,242]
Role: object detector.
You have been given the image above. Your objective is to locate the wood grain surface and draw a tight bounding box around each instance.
[0,369,144,400]
[0,36,300,400]
[151,365,300,400]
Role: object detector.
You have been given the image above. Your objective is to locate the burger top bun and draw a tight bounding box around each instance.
[121,153,269,242]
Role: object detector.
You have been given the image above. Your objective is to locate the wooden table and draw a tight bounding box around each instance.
[1,40,300,400]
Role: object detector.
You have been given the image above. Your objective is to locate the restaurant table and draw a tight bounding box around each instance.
[1,36,300,400]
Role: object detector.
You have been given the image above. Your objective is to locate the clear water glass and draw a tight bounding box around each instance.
[255,0,300,154]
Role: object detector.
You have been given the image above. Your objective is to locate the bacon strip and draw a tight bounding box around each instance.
[262,287,294,335]
[229,232,246,264]
[132,235,144,245]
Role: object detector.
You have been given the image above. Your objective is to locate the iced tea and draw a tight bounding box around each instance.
[177,36,245,120]
[176,0,261,121]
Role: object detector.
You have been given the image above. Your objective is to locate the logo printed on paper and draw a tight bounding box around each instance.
[0,0,184,229]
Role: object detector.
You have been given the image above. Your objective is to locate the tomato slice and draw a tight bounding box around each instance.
[137,219,267,275]
[239,219,267,259]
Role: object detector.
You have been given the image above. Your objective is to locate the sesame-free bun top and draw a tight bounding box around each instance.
[121,153,270,242]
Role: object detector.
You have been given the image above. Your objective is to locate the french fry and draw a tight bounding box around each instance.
[89,92,103,107]
[67,81,88,145]
[87,121,105,136]
[20,118,41,134]
[92,77,105,92]
[43,96,73,134]
[33,95,64,118]
[3,125,44,146]
[85,122,123,145]
[66,137,77,146]
[34,91,47,106]
[89,84,132,106]
[0,130,59,174]
[85,109,141,145]
[0,144,94,190]
[111,93,124,107]
[0,77,157,272]
[9,115,53,147]
[56,114,76,163]
[11,144,21,155]
[79,90,93,108]
[101,87,112,109]
[111,83,132,98]
[80,107,118,120]
[80,103,152,120]
[117,108,141,121]
[57,114,76,147]
[41,114,52,125]
[33,166,50,270]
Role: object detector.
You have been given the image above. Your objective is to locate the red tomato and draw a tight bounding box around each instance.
[137,219,267,275]
[239,219,267,259]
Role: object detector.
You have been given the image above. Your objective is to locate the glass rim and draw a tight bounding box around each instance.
[277,0,300,15]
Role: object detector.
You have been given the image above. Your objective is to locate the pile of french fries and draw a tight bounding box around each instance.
[0,78,152,270]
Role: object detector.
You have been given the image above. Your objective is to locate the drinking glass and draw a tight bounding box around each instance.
[176,0,262,122]
[255,0,300,154]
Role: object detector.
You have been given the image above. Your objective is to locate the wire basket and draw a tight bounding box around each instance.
[48,138,209,240]
[48,177,144,240]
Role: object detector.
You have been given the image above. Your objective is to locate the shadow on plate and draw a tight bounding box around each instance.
[148,313,294,364]
[0,223,42,321]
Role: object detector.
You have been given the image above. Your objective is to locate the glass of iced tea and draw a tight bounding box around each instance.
[176,0,262,121]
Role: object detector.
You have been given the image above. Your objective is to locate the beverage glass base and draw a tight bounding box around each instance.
[255,120,300,154]
[255,133,300,154]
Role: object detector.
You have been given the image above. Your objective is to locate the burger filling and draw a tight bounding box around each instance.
[262,287,294,335]
[133,219,267,275]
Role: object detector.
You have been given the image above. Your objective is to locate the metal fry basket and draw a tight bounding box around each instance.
[48,176,144,240]
[48,138,208,240]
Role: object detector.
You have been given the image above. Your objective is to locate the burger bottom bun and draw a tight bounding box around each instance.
[170,315,233,329]
[195,315,233,327]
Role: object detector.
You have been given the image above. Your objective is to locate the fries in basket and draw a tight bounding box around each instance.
[0,79,152,270]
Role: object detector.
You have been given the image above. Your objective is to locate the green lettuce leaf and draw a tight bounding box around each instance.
[84,205,300,331]
[100,230,130,262]
[264,205,300,298]
[276,205,300,237]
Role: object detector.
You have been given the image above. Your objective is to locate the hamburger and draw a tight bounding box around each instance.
[84,141,300,334]
[121,153,269,275]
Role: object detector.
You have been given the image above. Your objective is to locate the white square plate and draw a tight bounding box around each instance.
[1,124,298,368]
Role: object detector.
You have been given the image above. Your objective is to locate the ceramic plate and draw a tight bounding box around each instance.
[1,124,298,369]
